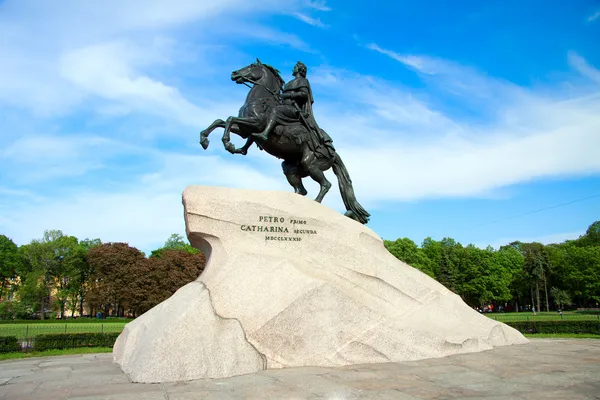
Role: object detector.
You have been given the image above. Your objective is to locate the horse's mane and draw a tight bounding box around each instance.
[261,63,285,89]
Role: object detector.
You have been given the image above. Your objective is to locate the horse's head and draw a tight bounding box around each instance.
[231,59,264,84]
[231,59,284,91]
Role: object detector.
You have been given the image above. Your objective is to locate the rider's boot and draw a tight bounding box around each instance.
[253,118,276,141]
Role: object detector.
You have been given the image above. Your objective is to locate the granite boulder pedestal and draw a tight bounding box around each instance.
[113,185,528,383]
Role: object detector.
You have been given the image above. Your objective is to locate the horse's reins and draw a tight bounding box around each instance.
[242,77,281,99]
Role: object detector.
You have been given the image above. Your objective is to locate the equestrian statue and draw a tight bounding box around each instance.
[199,59,370,224]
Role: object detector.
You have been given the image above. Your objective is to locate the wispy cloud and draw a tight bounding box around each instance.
[294,12,327,27]
[366,44,438,74]
[1,147,288,253]
[305,0,331,11]
[2,1,599,252]
[568,51,600,84]
[0,0,312,116]
[59,40,207,127]
[310,44,600,204]
[588,10,600,22]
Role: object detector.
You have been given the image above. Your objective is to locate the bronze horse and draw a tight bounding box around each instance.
[199,60,370,224]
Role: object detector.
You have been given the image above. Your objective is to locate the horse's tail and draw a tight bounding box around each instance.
[331,153,371,224]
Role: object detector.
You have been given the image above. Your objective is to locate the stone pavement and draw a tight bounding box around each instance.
[0,339,599,400]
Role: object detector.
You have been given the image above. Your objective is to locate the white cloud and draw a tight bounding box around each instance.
[1,148,288,252]
[58,40,207,127]
[1,134,154,182]
[2,2,600,252]
[294,13,326,27]
[308,46,600,203]
[305,0,331,11]
[367,44,437,74]
[588,10,600,22]
[0,0,313,116]
[568,51,600,84]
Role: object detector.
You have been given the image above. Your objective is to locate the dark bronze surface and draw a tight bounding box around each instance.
[200,59,370,224]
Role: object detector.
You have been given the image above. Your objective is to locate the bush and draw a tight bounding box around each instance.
[0,301,32,320]
[506,320,600,334]
[0,336,21,353]
[32,332,120,351]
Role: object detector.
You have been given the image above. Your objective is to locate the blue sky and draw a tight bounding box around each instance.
[1,0,599,254]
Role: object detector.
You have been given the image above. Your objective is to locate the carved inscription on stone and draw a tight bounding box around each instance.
[240,216,318,242]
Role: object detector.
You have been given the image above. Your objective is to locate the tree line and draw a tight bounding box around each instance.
[384,221,600,312]
[0,231,205,320]
[1,221,598,319]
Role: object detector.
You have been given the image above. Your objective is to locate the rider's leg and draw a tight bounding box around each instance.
[253,117,276,141]
[252,108,278,141]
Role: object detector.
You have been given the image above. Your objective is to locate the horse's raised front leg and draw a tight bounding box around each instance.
[223,116,261,154]
[200,119,226,150]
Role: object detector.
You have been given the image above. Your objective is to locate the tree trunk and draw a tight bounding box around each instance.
[543,275,550,312]
[40,297,45,320]
[536,280,541,313]
[79,292,85,317]
[70,295,76,318]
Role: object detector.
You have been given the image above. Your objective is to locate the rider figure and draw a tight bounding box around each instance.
[253,61,334,157]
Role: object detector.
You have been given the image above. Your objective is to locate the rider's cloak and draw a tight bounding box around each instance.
[280,77,334,158]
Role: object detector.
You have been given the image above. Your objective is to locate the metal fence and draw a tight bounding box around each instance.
[0,323,125,341]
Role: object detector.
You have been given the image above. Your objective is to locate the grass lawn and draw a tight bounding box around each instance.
[0,318,133,324]
[524,333,600,339]
[1,334,599,361]
[0,322,128,340]
[0,347,113,361]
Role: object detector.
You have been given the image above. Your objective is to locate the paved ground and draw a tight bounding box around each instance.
[0,339,599,399]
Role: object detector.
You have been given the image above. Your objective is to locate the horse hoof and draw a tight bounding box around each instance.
[200,137,209,150]
[225,142,236,154]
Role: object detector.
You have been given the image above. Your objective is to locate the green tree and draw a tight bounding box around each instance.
[421,237,442,277]
[384,238,435,277]
[150,234,200,258]
[133,249,206,315]
[87,242,147,317]
[495,246,525,311]
[522,242,552,312]
[550,287,572,309]
[18,236,56,319]
[72,238,102,316]
[51,234,84,319]
[561,244,600,306]
[454,245,488,306]
[0,235,21,301]
[437,238,462,293]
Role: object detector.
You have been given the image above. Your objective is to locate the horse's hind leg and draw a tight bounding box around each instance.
[301,149,331,203]
[282,161,307,196]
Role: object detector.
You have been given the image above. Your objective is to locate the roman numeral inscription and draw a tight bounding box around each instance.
[240,216,318,242]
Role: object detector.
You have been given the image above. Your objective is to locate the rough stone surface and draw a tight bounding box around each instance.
[114,185,528,382]
[113,281,266,383]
